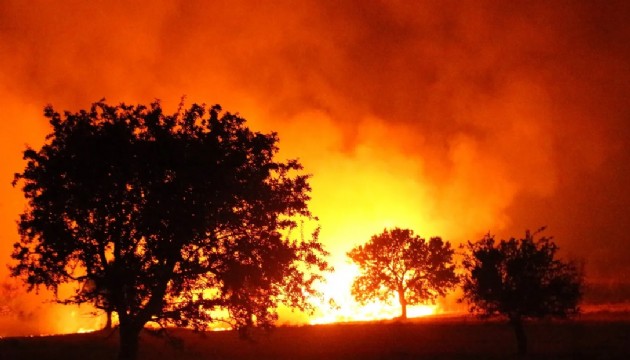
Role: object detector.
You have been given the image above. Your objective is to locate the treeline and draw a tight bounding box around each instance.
[9,100,582,359]
[348,226,582,355]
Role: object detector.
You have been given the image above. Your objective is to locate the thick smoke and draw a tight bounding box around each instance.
[1,0,629,333]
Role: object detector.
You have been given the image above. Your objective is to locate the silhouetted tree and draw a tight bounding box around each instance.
[347,228,458,319]
[105,308,113,330]
[11,100,329,360]
[460,228,583,355]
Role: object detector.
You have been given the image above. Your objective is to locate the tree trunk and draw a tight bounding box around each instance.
[118,321,142,360]
[398,289,407,320]
[104,309,113,330]
[509,316,527,355]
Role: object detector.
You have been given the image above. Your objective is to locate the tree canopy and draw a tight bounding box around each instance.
[460,227,583,354]
[347,227,458,319]
[11,100,329,359]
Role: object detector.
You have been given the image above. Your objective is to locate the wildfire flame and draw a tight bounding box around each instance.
[309,263,439,325]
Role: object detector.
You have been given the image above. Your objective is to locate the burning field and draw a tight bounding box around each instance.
[1,0,630,347]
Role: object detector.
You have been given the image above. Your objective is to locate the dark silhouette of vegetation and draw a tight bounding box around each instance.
[80,277,114,330]
[105,309,113,331]
[347,228,458,319]
[460,227,583,355]
[11,100,329,360]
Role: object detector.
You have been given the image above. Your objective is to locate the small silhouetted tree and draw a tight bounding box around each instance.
[11,100,329,360]
[347,228,458,319]
[460,228,583,355]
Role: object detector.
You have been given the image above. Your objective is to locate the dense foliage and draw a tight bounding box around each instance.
[12,100,329,359]
[347,227,458,319]
[460,228,583,354]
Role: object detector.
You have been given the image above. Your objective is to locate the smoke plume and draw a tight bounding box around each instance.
[1,0,629,333]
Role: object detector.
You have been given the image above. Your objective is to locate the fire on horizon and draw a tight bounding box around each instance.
[1,0,630,335]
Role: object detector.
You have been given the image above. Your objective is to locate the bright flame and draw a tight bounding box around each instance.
[268,112,485,325]
[310,301,439,325]
[59,308,103,335]
[309,262,439,324]
[77,328,97,334]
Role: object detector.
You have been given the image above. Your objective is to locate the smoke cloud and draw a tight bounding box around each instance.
[1,0,629,333]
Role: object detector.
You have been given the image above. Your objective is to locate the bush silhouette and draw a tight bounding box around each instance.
[460,227,583,355]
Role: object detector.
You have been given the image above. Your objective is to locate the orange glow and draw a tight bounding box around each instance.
[2,1,630,336]
[25,307,105,336]
[267,112,489,324]
[310,263,439,324]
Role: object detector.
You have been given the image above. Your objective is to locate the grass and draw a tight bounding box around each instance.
[1,315,629,360]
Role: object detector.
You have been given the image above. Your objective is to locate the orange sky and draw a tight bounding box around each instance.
[1,0,630,335]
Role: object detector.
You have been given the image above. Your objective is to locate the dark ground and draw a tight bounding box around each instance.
[1,314,629,360]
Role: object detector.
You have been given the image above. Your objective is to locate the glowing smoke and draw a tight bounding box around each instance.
[1,0,629,334]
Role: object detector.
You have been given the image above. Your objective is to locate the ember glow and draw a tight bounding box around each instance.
[2,1,630,335]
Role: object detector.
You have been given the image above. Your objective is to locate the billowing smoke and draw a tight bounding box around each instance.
[1,0,629,333]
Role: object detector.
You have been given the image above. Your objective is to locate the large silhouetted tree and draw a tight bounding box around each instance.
[347,228,458,319]
[460,228,583,355]
[11,100,329,360]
